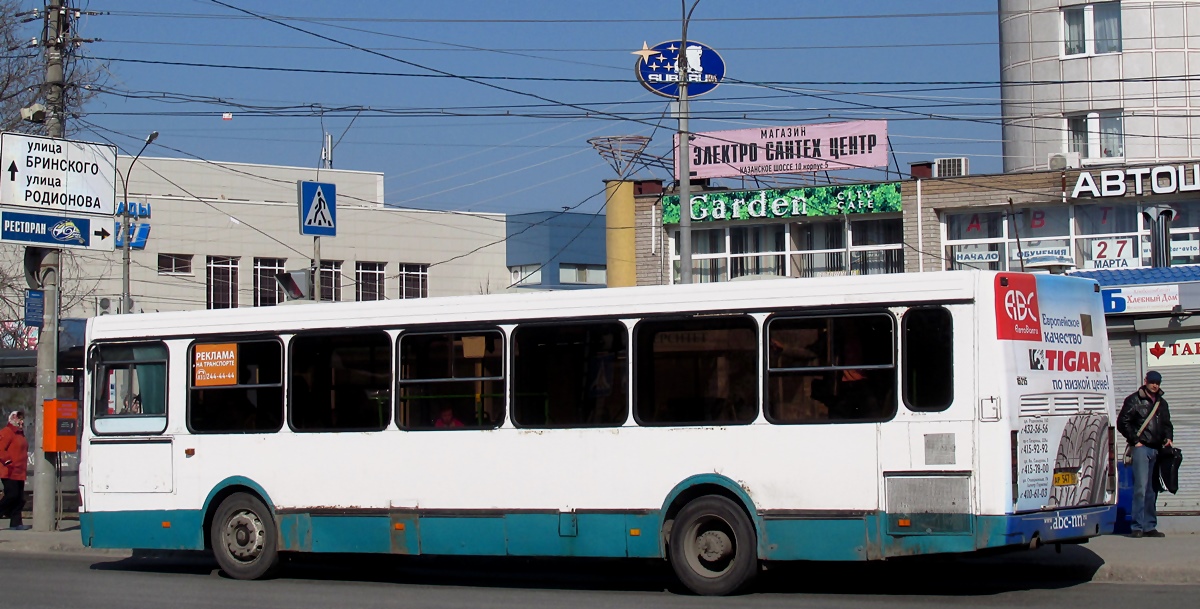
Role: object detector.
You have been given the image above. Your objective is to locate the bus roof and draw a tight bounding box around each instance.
[85,270,1052,340]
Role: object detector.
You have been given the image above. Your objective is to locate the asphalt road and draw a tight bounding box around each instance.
[4,551,1199,609]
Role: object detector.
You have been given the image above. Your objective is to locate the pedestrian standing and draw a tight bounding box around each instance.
[1118,371,1174,538]
[0,410,30,530]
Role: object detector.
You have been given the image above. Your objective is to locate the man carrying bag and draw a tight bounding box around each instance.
[1118,371,1174,538]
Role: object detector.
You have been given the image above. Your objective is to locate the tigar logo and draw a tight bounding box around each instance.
[1029,349,1046,370]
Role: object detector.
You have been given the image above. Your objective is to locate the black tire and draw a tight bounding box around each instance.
[668,496,758,596]
[210,493,279,580]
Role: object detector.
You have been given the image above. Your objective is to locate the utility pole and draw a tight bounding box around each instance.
[313,132,332,301]
[29,0,68,533]
[676,2,698,285]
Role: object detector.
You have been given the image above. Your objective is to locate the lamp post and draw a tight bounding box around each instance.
[120,131,158,314]
[677,0,700,284]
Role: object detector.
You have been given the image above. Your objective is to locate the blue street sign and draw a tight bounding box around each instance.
[298,181,336,237]
[24,289,44,329]
[0,209,112,250]
[634,40,726,98]
[114,221,151,250]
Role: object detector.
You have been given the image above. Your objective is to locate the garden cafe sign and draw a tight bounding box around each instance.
[661,183,901,224]
[1072,163,1200,198]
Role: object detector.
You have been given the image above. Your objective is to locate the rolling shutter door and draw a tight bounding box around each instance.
[1109,332,1142,400]
[1156,359,1200,514]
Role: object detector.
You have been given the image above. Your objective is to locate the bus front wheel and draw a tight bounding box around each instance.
[211,492,280,580]
[668,496,758,595]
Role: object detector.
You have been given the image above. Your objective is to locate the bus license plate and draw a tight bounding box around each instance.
[1053,471,1078,486]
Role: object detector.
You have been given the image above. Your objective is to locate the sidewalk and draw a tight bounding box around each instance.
[959,532,1200,584]
[0,522,1197,585]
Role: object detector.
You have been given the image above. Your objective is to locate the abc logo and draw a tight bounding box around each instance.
[1005,289,1035,322]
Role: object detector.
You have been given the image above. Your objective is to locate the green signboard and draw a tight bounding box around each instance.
[661,182,902,224]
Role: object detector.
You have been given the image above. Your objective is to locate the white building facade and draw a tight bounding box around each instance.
[1000,0,1200,172]
[1,157,509,321]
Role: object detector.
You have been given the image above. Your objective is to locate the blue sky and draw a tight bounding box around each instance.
[54,0,1001,214]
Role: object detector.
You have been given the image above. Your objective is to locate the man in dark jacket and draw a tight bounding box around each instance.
[1118,371,1174,538]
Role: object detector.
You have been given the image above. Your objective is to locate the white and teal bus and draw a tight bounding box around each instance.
[79,270,1117,595]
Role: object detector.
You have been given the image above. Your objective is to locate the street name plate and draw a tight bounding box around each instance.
[0,132,118,217]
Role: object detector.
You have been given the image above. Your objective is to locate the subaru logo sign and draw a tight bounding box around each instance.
[633,40,725,98]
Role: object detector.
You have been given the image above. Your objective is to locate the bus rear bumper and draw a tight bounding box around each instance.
[977,504,1117,550]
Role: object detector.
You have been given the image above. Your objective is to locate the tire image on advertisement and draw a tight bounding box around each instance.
[1049,413,1110,507]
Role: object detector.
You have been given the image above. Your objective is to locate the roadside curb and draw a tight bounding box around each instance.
[1092,563,1200,584]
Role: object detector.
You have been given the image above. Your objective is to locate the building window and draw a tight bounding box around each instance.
[1063,2,1122,56]
[1066,111,1124,159]
[356,262,387,301]
[510,264,542,287]
[1068,116,1089,156]
[941,202,1200,272]
[1064,7,1086,55]
[559,264,607,285]
[1099,113,1124,158]
[399,263,429,298]
[253,258,286,307]
[1094,2,1122,54]
[671,219,902,283]
[158,253,192,275]
[310,260,342,302]
[206,256,239,309]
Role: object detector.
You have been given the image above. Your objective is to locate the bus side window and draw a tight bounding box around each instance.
[634,317,758,427]
[397,330,504,430]
[766,314,896,424]
[91,342,168,435]
[189,339,285,434]
[511,322,629,428]
[289,331,392,432]
[902,308,954,411]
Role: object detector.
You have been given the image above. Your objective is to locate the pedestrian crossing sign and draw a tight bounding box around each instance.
[298,180,337,237]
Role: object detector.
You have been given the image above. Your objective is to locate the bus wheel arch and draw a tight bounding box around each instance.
[208,491,280,580]
[660,477,761,595]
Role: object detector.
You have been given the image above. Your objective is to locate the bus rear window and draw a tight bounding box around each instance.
[903,308,954,411]
[91,342,168,435]
[634,317,757,426]
[189,339,284,433]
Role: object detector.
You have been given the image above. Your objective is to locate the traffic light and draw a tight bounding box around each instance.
[275,269,313,300]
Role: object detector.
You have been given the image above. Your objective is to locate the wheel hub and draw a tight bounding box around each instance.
[223,510,266,561]
[696,530,733,562]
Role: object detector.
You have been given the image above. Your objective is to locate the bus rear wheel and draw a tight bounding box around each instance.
[668,496,758,596]
[211,493,280,580]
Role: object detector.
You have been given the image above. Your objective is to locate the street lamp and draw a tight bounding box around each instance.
[119,131,158,314]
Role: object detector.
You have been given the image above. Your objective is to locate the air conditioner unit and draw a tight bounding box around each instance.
[95,296,131,315]
[1048,151,1082,170]
[933,157,969,177]
[95,296,115,316]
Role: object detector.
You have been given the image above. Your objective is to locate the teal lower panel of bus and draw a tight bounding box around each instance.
[83,505,1115,560]
[81,510,206,550]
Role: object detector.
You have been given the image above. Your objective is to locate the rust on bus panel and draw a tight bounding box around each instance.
[390,513,420,554]
[278,513,313,552]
